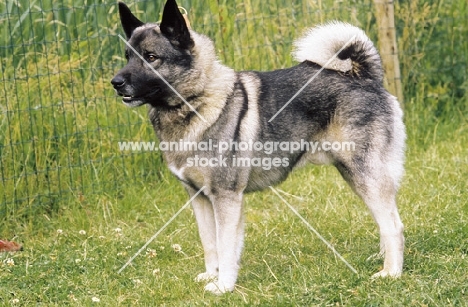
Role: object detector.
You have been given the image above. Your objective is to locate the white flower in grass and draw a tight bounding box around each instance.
[79,230,86,235]
[68,294,78,302]
[91,296,100,303]
[57,229,63,235]
[146,248,157,258]
[152,268,160,275]
[114,227,123,237]
[11,298,19,304]
[6,258,15,266]
[171,244,182,252]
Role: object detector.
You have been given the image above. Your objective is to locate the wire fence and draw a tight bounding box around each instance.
[1,0,467,221]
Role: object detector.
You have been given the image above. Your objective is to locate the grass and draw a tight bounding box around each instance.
[1,0,468,305]
[1,124,467,305]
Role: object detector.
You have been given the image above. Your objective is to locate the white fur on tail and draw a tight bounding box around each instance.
[292,22,382,80]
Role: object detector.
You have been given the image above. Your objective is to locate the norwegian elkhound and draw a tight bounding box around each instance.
[111,0,406,294]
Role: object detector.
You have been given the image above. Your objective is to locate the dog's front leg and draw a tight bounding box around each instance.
[188,189,219,283]
[205,191,244,294]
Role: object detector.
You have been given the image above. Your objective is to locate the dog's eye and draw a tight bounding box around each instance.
[147,54,158,63]
[125,50,129,60]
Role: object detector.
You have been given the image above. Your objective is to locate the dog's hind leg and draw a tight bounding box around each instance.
[188,189,219,283]
[335,158,404,278]
[361,180,404,278]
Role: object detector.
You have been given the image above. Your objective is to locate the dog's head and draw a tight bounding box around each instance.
[111,0,196,108]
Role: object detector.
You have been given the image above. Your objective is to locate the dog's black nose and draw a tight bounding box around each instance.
[111,75,126,88]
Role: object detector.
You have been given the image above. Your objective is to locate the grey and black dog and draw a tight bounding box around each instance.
[111,0,406,294]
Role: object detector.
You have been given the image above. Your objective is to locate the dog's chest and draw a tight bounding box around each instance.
[168,161,207,190]
[168,163,186,181]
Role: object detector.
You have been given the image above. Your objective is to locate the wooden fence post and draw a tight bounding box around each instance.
[373,0,404,103]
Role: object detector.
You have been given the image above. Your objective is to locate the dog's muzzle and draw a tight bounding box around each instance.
[111,75,126,92]
[111,75,140,105]
[111,75,162,107]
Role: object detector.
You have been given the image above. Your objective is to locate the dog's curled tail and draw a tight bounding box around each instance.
[292,21,383,81]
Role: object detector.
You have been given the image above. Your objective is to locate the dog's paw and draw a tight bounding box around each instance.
[371,269,402,279]
[204,281,234,295]
[194,272,217,283]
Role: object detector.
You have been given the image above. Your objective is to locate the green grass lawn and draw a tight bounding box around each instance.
[1,114,467,305]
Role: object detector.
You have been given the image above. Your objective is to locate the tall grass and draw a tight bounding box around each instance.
[0,0,163,219]
[396,0,468,139]
[0,0,467,230]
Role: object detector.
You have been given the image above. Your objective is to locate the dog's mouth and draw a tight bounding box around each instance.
[119,88,161,106]
[119,95,145,107]
[122,95,139,102]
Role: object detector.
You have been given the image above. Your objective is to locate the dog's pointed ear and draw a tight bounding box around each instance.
[118,2,144,39]
[160,0,194,49]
